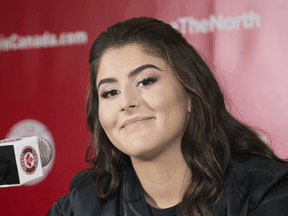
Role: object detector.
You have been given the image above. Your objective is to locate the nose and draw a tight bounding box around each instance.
[119,86,140,112]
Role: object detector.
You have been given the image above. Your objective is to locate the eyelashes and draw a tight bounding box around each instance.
[137,77,157,87]
[101,89,119,99]
[100,77,158,99]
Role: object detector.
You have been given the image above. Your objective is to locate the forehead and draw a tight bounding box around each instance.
[96,44,167,82]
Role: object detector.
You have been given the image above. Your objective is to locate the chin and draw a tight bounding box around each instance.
[125,142,164,161]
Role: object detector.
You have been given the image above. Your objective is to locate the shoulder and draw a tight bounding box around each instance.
[46,168,102,216]
[47,166,131,216]
[225,154,288,215]
[229,153,288,176]
[69,168,94,190]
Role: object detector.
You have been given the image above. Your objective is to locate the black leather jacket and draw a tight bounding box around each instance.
[47,154,288,216]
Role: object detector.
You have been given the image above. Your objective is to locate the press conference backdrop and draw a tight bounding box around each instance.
[1,0,288,215]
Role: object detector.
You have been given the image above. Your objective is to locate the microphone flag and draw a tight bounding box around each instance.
[0,136,43,187]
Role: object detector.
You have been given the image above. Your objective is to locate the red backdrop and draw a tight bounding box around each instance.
[1,0,288,215]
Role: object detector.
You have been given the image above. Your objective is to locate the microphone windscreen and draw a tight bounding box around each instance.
[37,137,53,167]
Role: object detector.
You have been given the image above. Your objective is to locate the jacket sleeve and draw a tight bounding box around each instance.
[248,171,288,216]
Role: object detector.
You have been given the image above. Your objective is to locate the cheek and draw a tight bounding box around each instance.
[144,86,184,112]
[146,86,188,126]
[98,103,117,131]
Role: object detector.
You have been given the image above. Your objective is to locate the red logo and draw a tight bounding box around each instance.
[20,146,38,175]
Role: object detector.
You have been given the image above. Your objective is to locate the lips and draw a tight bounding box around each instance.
[121,116,154,129]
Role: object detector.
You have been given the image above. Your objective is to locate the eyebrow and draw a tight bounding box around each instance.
[97,64,162,89]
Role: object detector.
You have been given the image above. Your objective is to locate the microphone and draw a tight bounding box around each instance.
[0,136,53,187]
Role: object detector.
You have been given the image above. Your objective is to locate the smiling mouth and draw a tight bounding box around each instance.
[122,117,154,129]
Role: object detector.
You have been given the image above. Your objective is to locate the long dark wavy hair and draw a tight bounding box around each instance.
[86,17,286,216]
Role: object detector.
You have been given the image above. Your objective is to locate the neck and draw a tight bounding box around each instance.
[131,144,191,209]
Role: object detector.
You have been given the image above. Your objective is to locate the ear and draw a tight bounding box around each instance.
[187,97,191,114]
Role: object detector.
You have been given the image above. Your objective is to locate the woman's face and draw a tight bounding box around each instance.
[96,44,191,160]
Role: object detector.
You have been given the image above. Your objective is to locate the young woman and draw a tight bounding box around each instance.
[47,17,288,216]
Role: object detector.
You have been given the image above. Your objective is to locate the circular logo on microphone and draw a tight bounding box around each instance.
[20,146,39,175]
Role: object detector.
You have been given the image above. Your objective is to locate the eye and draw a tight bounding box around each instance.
[137,77,157,87]
[100,89,120,99]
